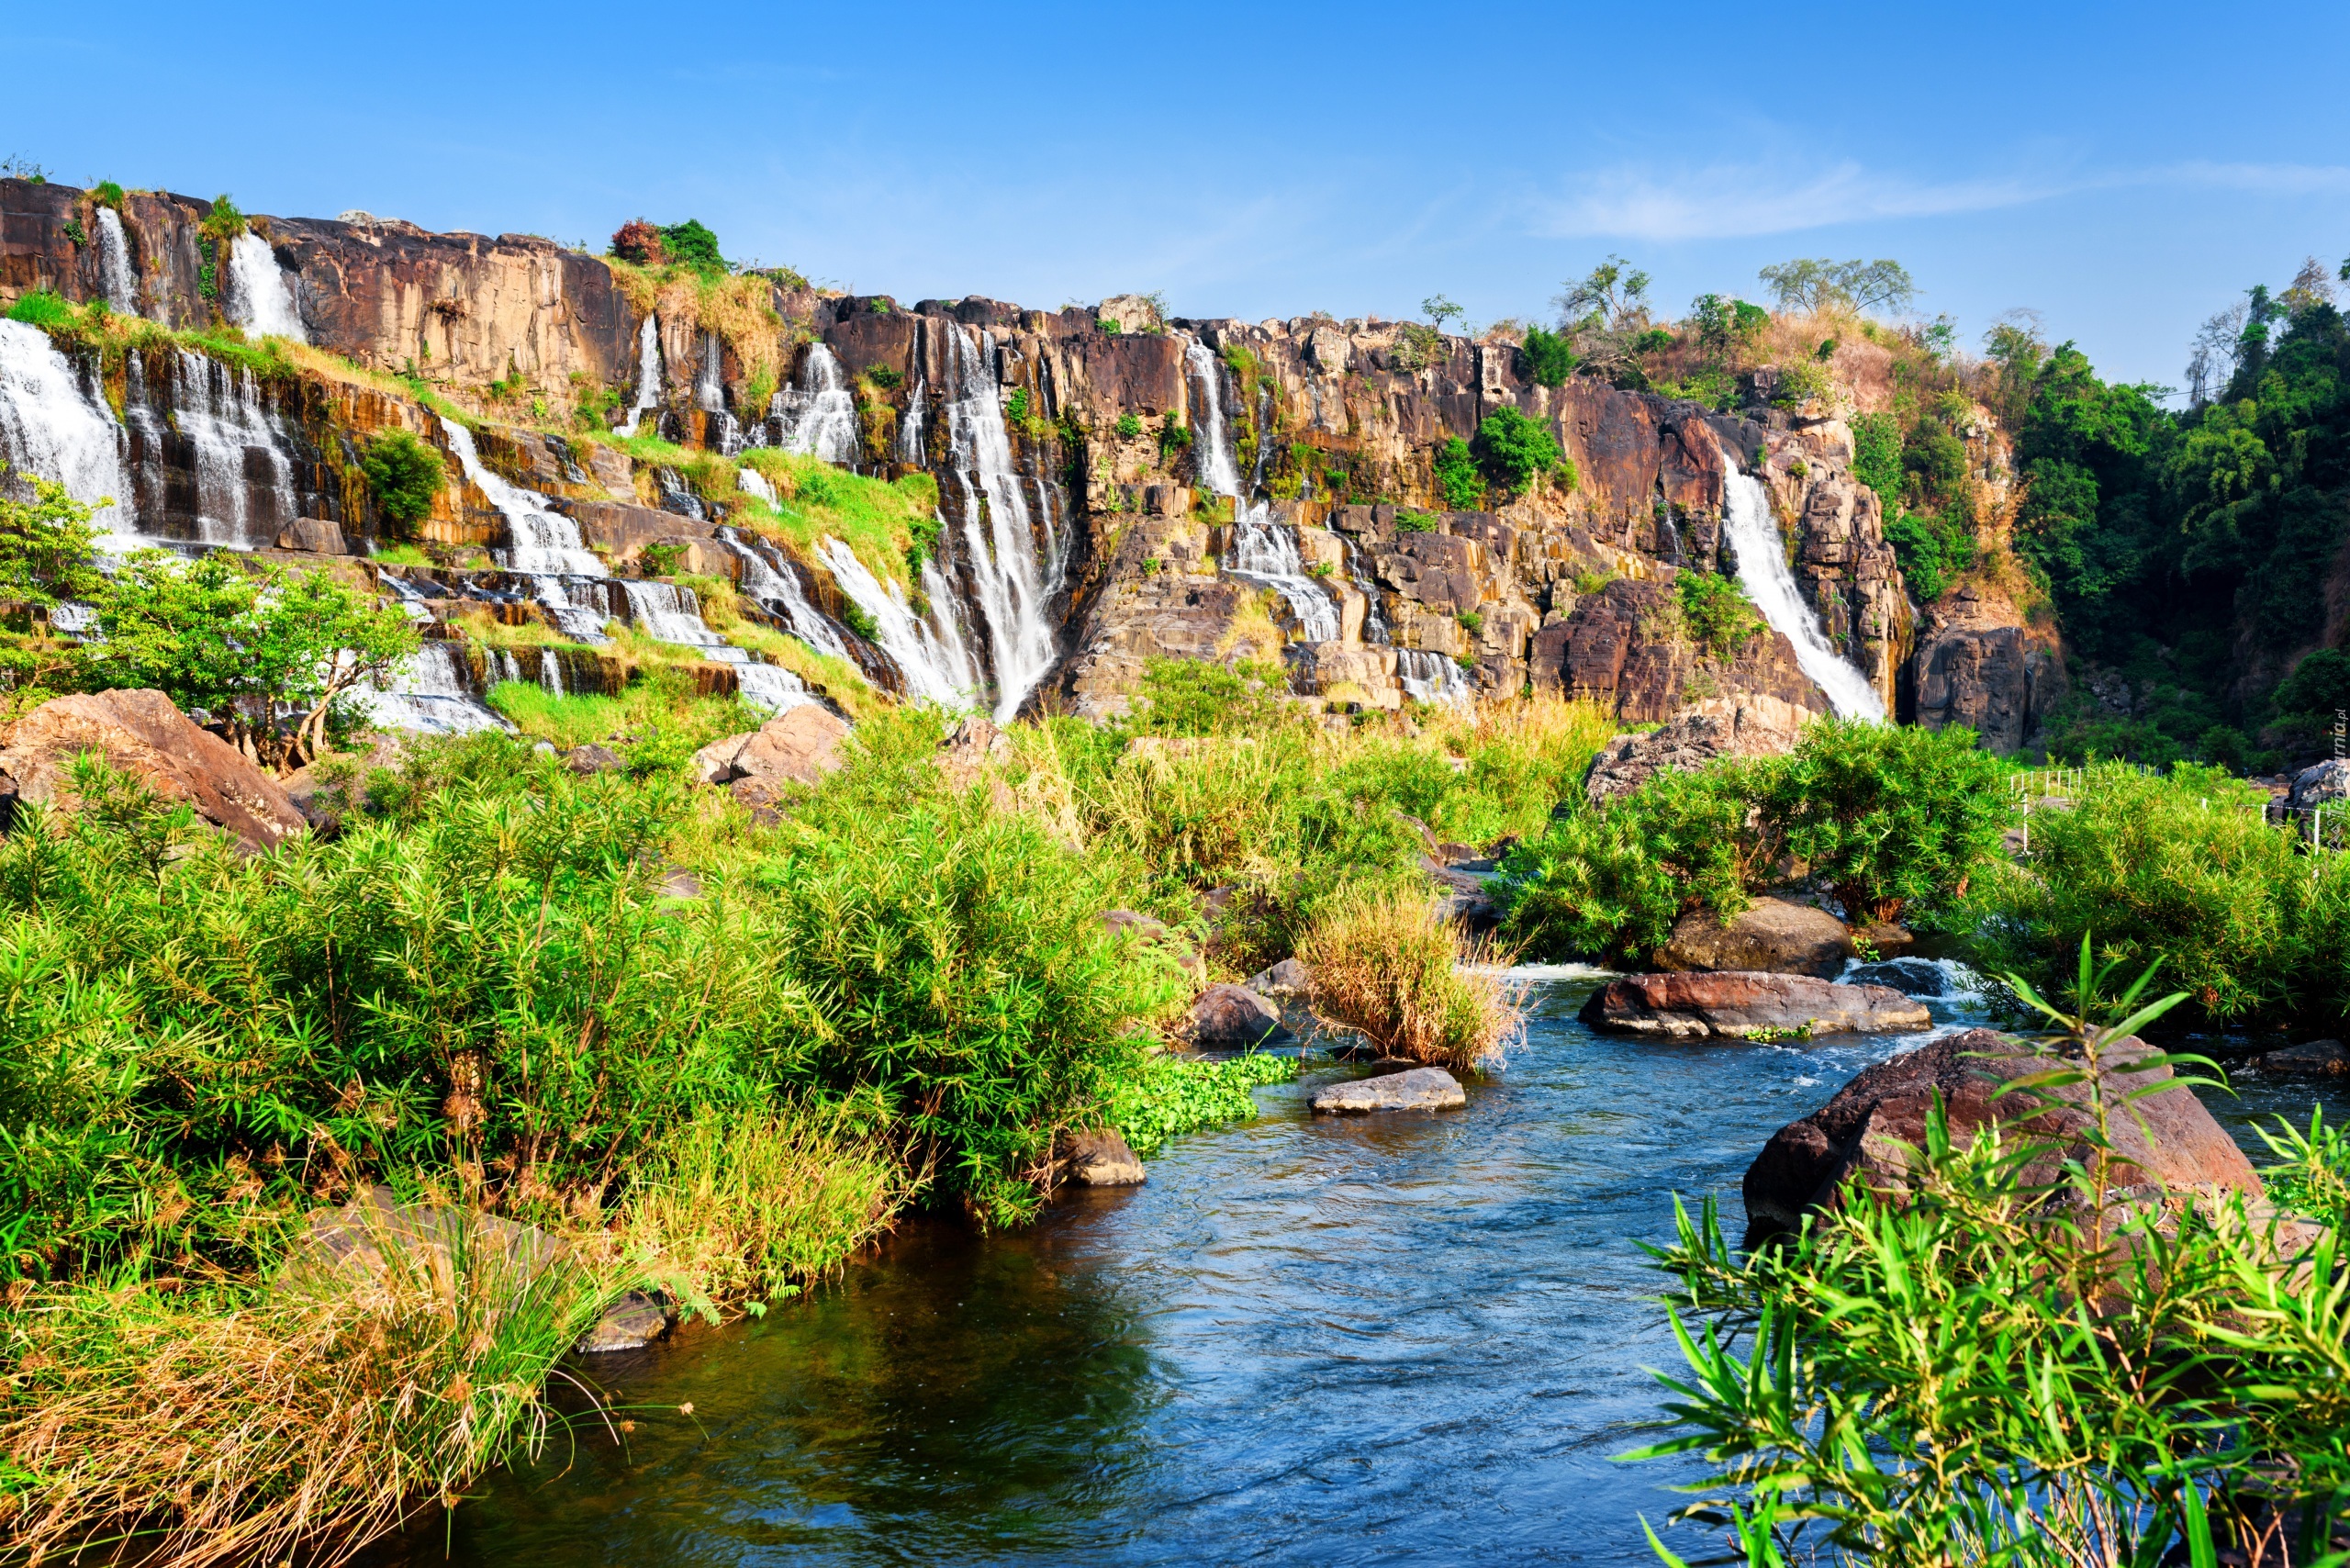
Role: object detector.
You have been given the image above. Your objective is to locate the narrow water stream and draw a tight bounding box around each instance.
[373,976,2341,1567]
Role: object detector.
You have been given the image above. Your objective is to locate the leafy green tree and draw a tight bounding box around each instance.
[1756,256,1916,315]
[91,552,420,769]
[1420,294,1463,332]
[1673,570,1763,660]
[1432,436,1483,508]
[658,219,724,272]
[0,466,104,614]
[357,430,445,527]
[1472,408,1561,494]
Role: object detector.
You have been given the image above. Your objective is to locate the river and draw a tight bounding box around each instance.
[372,971,2343,1567]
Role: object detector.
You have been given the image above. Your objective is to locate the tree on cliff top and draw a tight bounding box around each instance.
[610,218,663,265]
[1757,256,1916,316]
[659,219,724,272]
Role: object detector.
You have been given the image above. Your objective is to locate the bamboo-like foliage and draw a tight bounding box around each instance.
[1632,953,2350,1568]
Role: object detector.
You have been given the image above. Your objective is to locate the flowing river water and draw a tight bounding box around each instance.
[373,972,2344,1568]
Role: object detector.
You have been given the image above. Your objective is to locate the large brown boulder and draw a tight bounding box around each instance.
[1655,895,1852,978]
[1192,982,1292,1047]
[691,705,849,788]
[1583,694,1812,803]
[0,689,308,852]
[1579,970,1930,1039]
[1743,1028,2263,1237]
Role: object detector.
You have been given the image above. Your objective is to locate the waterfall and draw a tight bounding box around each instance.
[941,324,1061,721]
[1184,336,1243,497]
[622,317,662,437]
[487,646,565,697]
[694,334,742,455]
[713,525,855,661]
[897,368,928,462]
[360,644,512,734]
[447,419,606,577]
[1396,648,1472,708]
[1228,506,1339,643]
[736,466,778,506]
[769,344,858,466]
[1722,472,1886,722]
[618,579,730,650]
[733,662,817,714]
[224,233,306,342]
[820,538,981,708]
[0,320,130,539]
[137,351,299,549]
[95,208,141,317]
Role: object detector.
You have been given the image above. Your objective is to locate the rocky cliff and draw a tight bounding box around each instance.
[4,177,1943,733]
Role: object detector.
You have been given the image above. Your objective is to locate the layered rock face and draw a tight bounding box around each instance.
[1903,584,2063,751]
[3,178,1927,724]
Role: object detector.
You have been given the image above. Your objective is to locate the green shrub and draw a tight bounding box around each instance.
[1673,571,1763,660]
[1159,419,1192,459]
[1119,656,1295,738]
[358,429,445,526]
[1521,326,1576,386]
[198,194,245,243]
[1396,509,1439,533]
[1850,410,1902,497]
[1499,760,1774,963]
[840,600,878,642]
[1762,717,2012,924]
[1098,318,1121,335]
[1458,610,1485,636]
[1772,360,1830,409]
[1432,437,1483,508]
[92,181,124,209]
[657,218,723,272]
[1967,761,2348,1030]
[1115,412,1143,440]
[5,290,73,330]
[1473,408,1561,494]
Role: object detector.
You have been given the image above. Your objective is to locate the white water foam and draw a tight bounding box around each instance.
[361,643,512,734]
[1722,471,1886,721]
[1228,503,1339,643]
[1396,648,1472,708]
[225,233,306,342]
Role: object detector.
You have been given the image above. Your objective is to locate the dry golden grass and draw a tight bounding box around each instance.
[1297,889,1524,1071]
[1215,588,1287,660]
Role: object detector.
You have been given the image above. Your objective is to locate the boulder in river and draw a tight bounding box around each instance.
[577,1290,674,1353]
[1655,895,1852,978]
[1581,971,1930,1040]
[0,689,308,852]
[1192,982,1293,1047]
[1061,1127,1146,1186]
[1310,1066,1466,1114]
[1248,958,1312,996]
[2246,1038,2346,1077]
[1742,1027,2264,1238]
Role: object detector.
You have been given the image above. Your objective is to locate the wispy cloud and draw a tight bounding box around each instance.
[1528,160,2070,241]
[1527,155,2350,242]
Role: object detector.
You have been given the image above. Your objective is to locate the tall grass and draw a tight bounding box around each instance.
[1297,890,1523,1071]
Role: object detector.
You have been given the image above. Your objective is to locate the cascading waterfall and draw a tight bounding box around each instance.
[622,317,662,437]
[1721,471,1886,721]
[358,643,512,734]
[714,526,855,661]
[1228,510,1340,642]
[1395,648,1472,708]
[1186,334,1339,644]
[0,320,131,540]
[940,325,1061,721]
[442,417,612,641]
[95,208,141,318]
[132,351,299,549]
[224,233,307,342]
[769,343,858,466]
[735,466,778,506]
[821,538,980,708]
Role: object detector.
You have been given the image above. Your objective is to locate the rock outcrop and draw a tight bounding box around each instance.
[1583,694,1813,801]
[1579,971,1930,1039]
[0,689,308,852]
[1905,585,2062,754]
[1059,1128,1147,1187]
[1654,897,1853,979]
[690,706,849,788]
[1310,1066,1467,1114]
[2288,758,2350,810]
[2246,1038,2347,1077]
[1742,1029,2263,1237]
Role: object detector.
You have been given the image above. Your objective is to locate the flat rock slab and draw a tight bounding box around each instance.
[2248,1038,2346,1077]
[1580,970,1930,1039]
[1311,1066,1465,1114]
[576,1289,673,1353]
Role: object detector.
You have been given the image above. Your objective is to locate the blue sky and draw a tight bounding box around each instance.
[10,0,2348,389]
